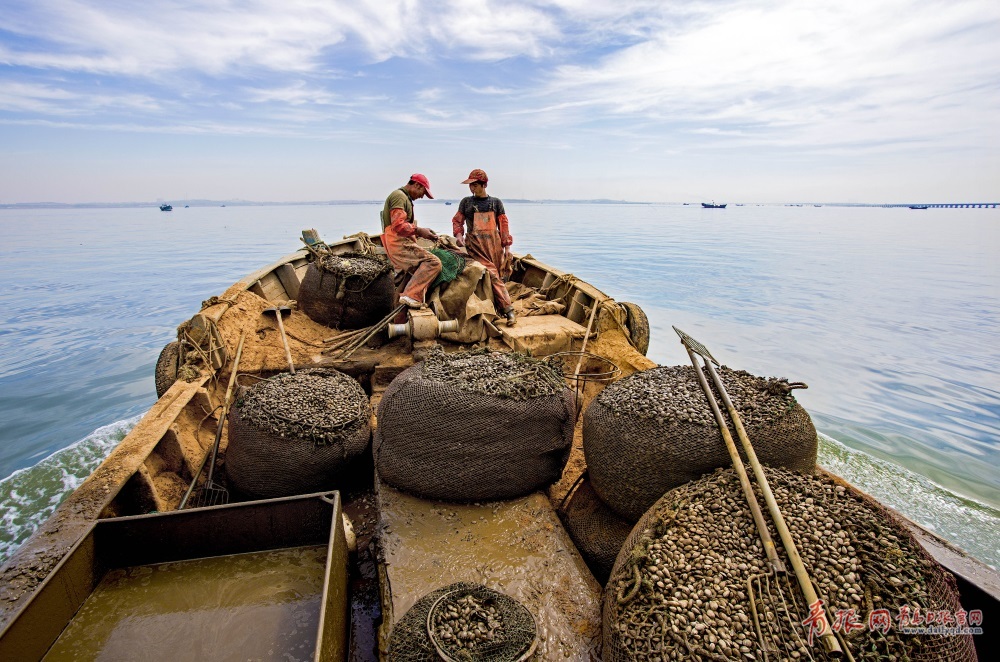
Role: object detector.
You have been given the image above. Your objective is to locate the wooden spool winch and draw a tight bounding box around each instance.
[387,309,459,341]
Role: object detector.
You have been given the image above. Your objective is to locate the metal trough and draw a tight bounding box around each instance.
[0,492,349,662]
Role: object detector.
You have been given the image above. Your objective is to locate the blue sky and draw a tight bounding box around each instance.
[1,0,998,203]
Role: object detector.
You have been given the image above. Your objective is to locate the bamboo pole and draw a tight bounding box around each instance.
[702,358,842,657]
[685,347,786,574]
[179,330,246,509]
[337,304,406,360]
[573,297,601,381]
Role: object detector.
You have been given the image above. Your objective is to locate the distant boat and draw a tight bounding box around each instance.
[814,205,822,207]
[184,205,189,208]
[221,205,226,207]
[909,205,928,210]
[701,202,726,209]
[159,204,172,211]
[445,201,452,206]
[683,203,690,205]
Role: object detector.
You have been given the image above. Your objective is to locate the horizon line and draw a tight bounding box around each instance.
[2,199,998,210]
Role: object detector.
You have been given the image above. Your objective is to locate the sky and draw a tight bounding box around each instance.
[1,0,998,204]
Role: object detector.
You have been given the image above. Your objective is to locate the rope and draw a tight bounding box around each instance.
[200,296,238,311]
[557,470,588,512]
[539,273,579,298]
[256,326,326,347]
[343,231,381,256]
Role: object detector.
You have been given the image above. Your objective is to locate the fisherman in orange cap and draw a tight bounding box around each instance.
[451,169,516,325]
[380,174,441,308]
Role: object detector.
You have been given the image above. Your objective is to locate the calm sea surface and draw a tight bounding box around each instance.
[1,203,998,568]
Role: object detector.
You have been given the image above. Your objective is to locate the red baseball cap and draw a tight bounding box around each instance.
[410,173,433,198]
[461,169,488,185]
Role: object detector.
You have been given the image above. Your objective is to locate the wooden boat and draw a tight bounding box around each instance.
[0,231,995,660]
[910,205,929,210]
[701,202,726,208]
[159,203,173,211]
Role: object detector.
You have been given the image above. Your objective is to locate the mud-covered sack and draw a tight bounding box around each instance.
[558,474,634,585]
[227,368,372,498]
[584,365,817,521]
[375,349,575,501]
[298,252,394,329]
[602,467,976,662]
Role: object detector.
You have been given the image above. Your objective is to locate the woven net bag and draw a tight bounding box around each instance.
[375,349,575,501]
[226,368,372,498]
[584,365,817,521]
[602,467,977,662]
[388,582,538,662]
[558,474,634,585]
[298,252,394,329]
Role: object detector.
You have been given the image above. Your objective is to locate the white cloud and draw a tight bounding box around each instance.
[0,81,161,115]
[243,82,340,106]
[466,85,516,95]
[533,0,1000,152]
[0,0,717,80]
[0,0,997,201]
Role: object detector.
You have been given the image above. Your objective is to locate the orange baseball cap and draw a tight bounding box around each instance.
[461,169,488,185]
[410,173,433,198]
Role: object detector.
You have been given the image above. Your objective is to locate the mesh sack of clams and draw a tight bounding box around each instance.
[375,348,575,501]
[298,251,394,329]
[584,365,818,521]
[558,473,634,585]
[388,582,538,662]
[226,368,372,498]
[601,466,976,662]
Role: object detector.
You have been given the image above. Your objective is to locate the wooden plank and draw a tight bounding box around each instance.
[234,250,309,290]
[519,255,610,301]
[377,485,602,658]
[496,314,585,356]
[275,263,301,301]
[256,272,288,303]
[0,376,211,627]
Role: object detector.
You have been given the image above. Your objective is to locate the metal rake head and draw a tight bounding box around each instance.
[673,326,720,366]
[190,481,229,508]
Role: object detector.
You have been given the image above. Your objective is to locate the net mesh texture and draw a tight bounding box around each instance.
[584,364,818,521]
[389,582,537,662]
[430,247,467,289]
[375,349,575,502]
[558,473,635,586]
[226,368,372,498]
[602,466,977,662]
[297,252,395,329]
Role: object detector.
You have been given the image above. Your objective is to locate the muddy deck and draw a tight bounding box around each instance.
[375,483,602,659]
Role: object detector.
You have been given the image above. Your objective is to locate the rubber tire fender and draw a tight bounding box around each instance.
[619,302,650,356]
[154,341,181,398]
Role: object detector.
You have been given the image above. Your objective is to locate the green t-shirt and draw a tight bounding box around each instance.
[380,188,414,231]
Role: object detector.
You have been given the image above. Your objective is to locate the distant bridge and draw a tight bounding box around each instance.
[873,203,998,208]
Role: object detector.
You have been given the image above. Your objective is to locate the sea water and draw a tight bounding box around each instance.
[1,203,997,569]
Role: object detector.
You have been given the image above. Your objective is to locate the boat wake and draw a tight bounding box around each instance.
[818,432,999,570]
[2,416,996,574]
[0,415,140,565]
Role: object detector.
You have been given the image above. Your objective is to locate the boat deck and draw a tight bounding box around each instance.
[375,483,602,659]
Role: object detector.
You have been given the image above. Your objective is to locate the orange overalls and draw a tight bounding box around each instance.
[452,198,512,313]
[381,190,441,304]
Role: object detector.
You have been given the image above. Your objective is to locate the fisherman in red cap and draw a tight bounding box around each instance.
[451,168,516,325]
[380,174,441,308]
